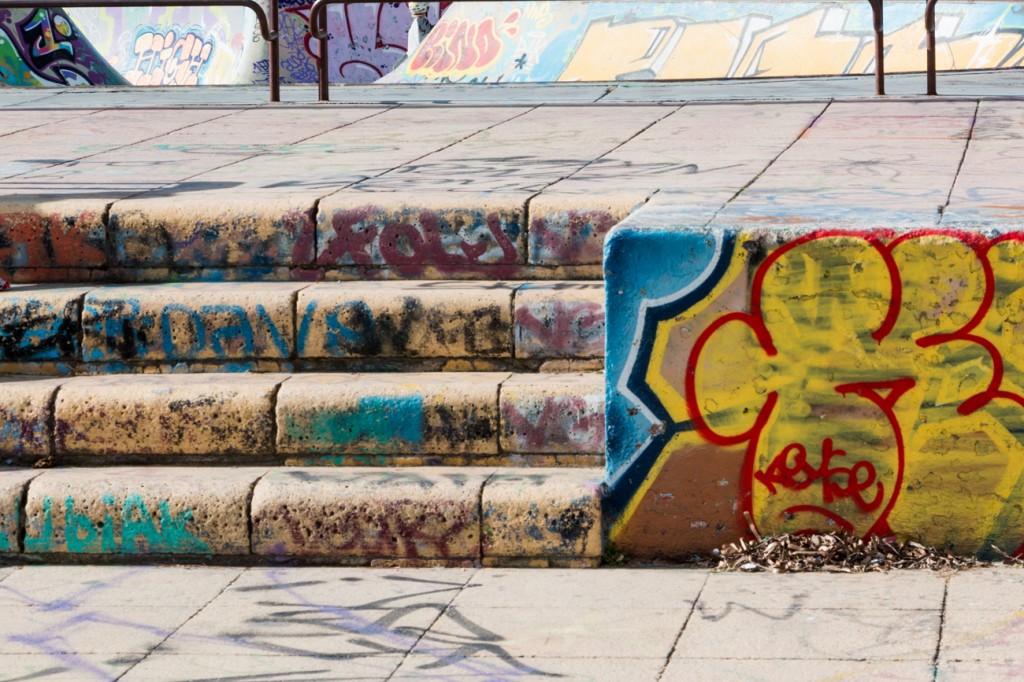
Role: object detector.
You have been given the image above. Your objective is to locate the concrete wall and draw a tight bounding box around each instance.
[606,226,1024,559]
[387,1,1024,84]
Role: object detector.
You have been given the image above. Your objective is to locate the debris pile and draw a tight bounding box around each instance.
[716,523,991,573]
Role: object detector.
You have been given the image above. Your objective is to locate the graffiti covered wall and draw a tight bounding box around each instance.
[67,6,266,86]
[2,2,446,86]
[0,7,124,86]
[607,227,1024,559]
[387,1,1024,84]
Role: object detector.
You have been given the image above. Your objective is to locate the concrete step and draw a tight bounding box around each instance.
[0,281,604,374]
[0,466,602,566]
[0,372,604,467]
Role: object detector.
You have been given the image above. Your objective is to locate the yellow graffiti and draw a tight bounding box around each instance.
[561,9,1024,82]
[630,232,1024,554]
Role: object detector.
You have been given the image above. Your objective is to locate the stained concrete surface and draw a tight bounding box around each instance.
[0,564,1019,680]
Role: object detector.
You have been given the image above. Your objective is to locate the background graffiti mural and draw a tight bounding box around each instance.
[0,7,124,86]
[607,227,1024,560]
[387,1,1024,83]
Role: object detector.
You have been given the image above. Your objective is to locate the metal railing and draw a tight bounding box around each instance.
[1,1,977,102]
[1,0,281,101]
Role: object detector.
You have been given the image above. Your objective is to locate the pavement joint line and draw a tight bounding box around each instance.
[0,106,252,183]
[655,570,710,681]
[703,99,834,230]
[938,99,981,224]
[288,284,314,361]
[931,578,950,680]
[519,103,683,264]
[106,104,402,211]
[382,567,481,681]
[591,84,619,103]
[112,568,247,681]
[0,107,105,142]
[533,102,686,194]
[322,104,541,202]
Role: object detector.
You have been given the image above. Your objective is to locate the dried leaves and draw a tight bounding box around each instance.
[715,532,990,573]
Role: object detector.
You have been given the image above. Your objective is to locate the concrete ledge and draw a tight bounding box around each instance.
[54,374,284,457]
[0,202,106,270]
[0,377,65,460]
[514,282,605,359]
[250,467,490,560]
[296,281,515,359]
[277,373,508,456]
[82,283,303,363]
[22,467,264,555]
[0,469,40,552]
[109,199,316,269]
[500,373,605,454]
[0,465,607,563]
[482,469,603,564]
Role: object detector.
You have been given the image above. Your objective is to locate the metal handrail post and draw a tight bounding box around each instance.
[925,0,938,95]
[269,0,280,101]
[868,0,885,95]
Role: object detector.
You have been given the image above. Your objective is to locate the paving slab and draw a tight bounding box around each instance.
[220,566,475,605]
[250,468,492,560]
[946,566,1024,610]
[698,572,948,611]
[453,568,706,609]
[53,373,284,458]
[409,605,689,659]
[21,467,265,555]
[676,607,940,661]
[662,658,933,681]
[0,565,242,607]
[392,655,666,680]
[513,281,604,358]
[0,377,65,460]
[0,605,197,656]
[82,283,305,363]
[940,609,1024,664]
[296,281,516,359]
[119,654,404,681]
[0,653,144,681]
[277,373,508,457]
[499,373,604,454]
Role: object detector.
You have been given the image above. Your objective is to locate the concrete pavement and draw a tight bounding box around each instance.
[0,563,1021,680]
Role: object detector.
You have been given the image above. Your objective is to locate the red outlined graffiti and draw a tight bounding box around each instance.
[685,229,1024,543]
[409,10,520,77]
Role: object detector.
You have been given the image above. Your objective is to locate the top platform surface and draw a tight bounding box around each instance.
[3,71,1024,279]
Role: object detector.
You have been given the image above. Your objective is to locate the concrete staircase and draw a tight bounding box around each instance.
[0,276,606,561]
[0,278,606,567]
